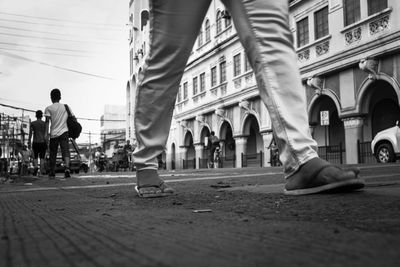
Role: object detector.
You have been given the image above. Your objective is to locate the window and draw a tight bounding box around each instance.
[225,17,231,28]
[233,53,241,77]
[192,77,198,95]
[183,82,188,100]
[314,7,329,40]
[200,73,205,92]
[344,0,360,26]
[198,27,203,47]
[220,61,226,83]
[141,11,149,31]
[368,0,387,16]
[177,85,182,102]
[205,20,210,43]
[244,56,251,72]
[296,17,309,48]
[211,66,217,87]
[216,11,222,35]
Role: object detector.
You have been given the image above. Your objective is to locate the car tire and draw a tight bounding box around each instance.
[376,143,395,163]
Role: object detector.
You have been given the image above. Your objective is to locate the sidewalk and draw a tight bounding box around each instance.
[1,167,400,267]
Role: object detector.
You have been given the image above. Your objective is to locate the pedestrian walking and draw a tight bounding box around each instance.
[132,0,365,198]
[44,88,72,179]
[28,110,47,176]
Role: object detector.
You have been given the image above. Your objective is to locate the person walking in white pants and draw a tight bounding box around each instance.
[132,0,365,198]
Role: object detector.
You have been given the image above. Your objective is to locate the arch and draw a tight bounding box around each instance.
[356,73,400,114]
[199,125,211,145]
[241,112,261,136]
[140,10,149,31]
[183,129,194,147]
[183,130,196,161]
[308,89,342,122]
[308,94,344,147]
[170,143,176,170]
[241,114,262,155]
[219,120,235,158]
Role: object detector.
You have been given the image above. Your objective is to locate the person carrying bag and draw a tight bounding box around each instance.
[64,104,82,139]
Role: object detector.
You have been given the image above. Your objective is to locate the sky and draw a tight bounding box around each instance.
[0,0,129,144]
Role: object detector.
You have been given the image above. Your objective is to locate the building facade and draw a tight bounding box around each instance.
[127,0,400,169]
[100,105,126,157]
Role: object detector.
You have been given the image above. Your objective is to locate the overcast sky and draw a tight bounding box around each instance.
[0,0,129,144]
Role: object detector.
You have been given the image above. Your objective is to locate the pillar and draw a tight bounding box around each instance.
[179,146,188,169]
[343,117,364,164]
[234,136,247,168]
[194,143,204,169]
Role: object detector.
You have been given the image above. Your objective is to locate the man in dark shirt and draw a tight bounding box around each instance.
[28,110,47,176]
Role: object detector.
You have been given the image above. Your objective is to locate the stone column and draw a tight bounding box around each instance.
[179,146,188,169]
[261,132,274,167]
[194,143,204,169]
[234,136,247,168]
[343,117,364,164]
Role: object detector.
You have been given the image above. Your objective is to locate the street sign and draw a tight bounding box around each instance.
[320,110,329,126]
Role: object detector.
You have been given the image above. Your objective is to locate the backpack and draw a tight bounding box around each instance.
[64,104,82,139]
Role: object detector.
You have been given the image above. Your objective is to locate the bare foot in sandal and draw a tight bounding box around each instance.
[135,169,175,198]
[284,158,365,195]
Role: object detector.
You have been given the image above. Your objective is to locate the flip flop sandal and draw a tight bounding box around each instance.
[284,160,365,196]
[135,182,175,198]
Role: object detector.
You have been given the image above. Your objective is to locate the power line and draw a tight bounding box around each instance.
[0,25,121,41]
[0,41,100,54]
[0,51,121,81]
[0,17,123,31]
[0,102,126,122]
[0,32,121,45]
[0,11,123,28]
[0,47,93,58]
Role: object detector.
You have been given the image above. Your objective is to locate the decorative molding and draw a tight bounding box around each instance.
[195,115,205,124]
[215,107,226,119]
[369,15,390,35]
[342,117,364,129]
[359,58,378,80]
[307,76,323,95]
[298,49,310,62]
[315,41,330,56]
[344,27,362,45]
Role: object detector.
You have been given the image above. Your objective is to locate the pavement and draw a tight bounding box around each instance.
[1,164,400,267]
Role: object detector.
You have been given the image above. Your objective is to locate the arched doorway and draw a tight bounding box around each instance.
[199,126,210,168]
[183,131,196,169]
[170,143,176,170]
[219,121,235,168]
[309,95,344,147]
[369,80,400,137]
[242,114,262,167]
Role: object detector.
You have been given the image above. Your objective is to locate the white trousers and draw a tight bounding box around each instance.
[133,0,319,179]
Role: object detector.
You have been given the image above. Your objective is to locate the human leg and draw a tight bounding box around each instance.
[38,142,47,175]
[223,0,364,194]
[59,132,71,178]
[132,0,211,191]
[49,137,59,178]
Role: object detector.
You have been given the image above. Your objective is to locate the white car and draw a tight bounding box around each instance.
[371,121,400,163]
